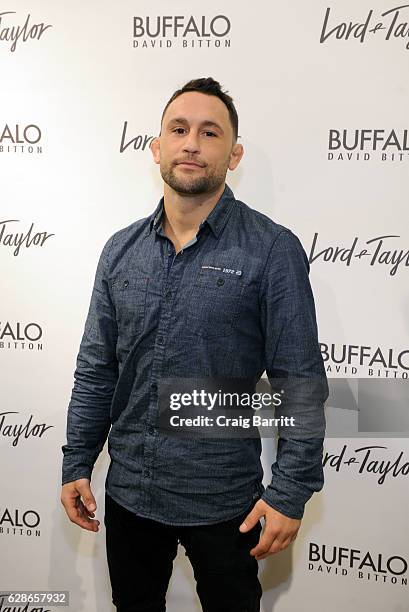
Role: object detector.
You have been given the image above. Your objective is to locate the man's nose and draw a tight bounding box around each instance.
[182,131,200,153]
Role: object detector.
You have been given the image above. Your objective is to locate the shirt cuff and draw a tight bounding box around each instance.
[260,477,314,520]
[61,449,94,485]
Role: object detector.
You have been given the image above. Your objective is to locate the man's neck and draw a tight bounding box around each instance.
[162,182,225,253]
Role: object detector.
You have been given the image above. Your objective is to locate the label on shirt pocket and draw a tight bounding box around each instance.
[201,264,243,277]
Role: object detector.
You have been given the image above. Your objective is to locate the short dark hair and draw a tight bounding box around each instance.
[160,77,239,142]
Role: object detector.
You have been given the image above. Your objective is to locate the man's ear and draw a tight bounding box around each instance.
[228,142,244,171]
[150,136,161,164]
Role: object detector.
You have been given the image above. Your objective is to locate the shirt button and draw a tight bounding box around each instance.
[216,278,225,286]
[123,280,129,288]
[143,468,150,477]
[165,290,172,301]
[148,426,155,435]
[150,382,158,391]
[157,335,164,345]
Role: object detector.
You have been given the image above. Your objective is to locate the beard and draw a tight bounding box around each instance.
[160,161,228,195]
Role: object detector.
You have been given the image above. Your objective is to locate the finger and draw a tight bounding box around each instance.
[75,507,100,532]
[75,497,95,518]
[255,536,293,560]
[75,485,97,513]
[281,537,293,548]
[77,499,96,520]
[255,551,272,561]
[76,499,94,517]
[249,529,277,557]
[65,499,100,532]
[67,507,100,531]
[239,509,263,532]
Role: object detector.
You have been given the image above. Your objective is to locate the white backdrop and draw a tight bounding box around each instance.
[1,1,408,611]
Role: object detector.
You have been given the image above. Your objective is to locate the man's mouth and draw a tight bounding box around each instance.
[175,161,205,168]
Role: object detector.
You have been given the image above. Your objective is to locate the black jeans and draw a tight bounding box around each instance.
[104,492,263,612]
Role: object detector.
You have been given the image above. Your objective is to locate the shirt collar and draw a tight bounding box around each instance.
[148,183,236,239]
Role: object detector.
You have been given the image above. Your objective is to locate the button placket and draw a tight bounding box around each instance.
[144,240,197,513]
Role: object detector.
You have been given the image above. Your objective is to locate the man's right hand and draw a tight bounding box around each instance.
[61,478,100,532]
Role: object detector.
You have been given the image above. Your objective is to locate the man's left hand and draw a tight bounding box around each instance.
[239,498,301,560]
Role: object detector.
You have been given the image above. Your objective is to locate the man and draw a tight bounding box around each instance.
[61,77,328,612]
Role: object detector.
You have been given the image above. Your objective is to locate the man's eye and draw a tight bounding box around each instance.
[172,128,185,134]
[204,131,217,137]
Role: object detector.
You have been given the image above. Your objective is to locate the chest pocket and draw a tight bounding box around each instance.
[110,272,149,337]
[186,272,246,338]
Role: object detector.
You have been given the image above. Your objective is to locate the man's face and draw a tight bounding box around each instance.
[151,91,243,195]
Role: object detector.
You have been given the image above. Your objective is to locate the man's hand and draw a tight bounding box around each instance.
[60,478,100,532]
[239,498,301,560]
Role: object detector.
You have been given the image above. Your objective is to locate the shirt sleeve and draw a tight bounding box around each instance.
[258,229,329,519]
[61,234,119,485]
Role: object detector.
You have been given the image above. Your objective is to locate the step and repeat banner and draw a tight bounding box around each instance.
[1,1,408,611]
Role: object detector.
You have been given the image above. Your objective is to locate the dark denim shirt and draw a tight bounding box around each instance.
[61,184,328,525]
